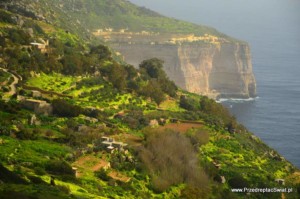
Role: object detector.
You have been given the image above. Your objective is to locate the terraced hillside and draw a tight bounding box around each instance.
[0,1,299,198]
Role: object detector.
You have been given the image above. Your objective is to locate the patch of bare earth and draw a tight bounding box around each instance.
[72,154,131,182]
[72,154,110,177]
[108,171,131,183]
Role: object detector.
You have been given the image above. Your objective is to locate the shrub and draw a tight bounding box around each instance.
[228,175,249,189]
[45,160,74,175]
[95,168,111,181]
[186,128,210,147]
[34,167,46,175]
[181,186,209,199]
[0,99,21,113]
[0,163,27,184]
[56,184,71,194]
[27,175,45,184]
[0,10,15,24]
[179,95,199,111]
[52,99,82,117]
[139,129,208,192]
[15,128,41,140]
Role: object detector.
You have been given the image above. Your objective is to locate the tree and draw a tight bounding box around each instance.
[61,53,83,75]
[139,58,177,97]
[158,76,177,97]
[90,44,111,60]
[179,95,198,111]
[141,80,165,105]
[139,58,165,79]
[108,63,127,90]
[124,64,138,80]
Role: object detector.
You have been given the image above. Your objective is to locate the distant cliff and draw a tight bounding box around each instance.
[107,33,256,99]
[1,0,256,99]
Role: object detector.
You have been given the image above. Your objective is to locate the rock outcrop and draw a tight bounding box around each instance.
[109,38,256,99]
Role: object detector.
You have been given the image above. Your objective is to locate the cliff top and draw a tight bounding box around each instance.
[0,0,242,43]
[94,30,230,46]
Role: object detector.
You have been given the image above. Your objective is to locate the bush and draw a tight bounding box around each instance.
[228,175,249,189]
[15,128,41,140]
[0,99,21,114]
[52,99,82,117]
[34,167,46,175]
[139,129,208,192]
[181,186,209,199]
[179,95,199,111]
[57,185,71,194]
[95,168,111,181]
[27,175,46,184]
[0,10,15,24]
[186,128,210,147]
[45,160,74,175]
[0,163,27,184]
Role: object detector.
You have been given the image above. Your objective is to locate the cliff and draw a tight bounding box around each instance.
[0,0,256,99]
[109,38,256,99]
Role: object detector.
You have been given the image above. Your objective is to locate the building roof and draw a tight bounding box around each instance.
[102,141,112,146]
[30,42,44,46]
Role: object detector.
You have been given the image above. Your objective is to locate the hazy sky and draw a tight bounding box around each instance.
[128,0,300,41]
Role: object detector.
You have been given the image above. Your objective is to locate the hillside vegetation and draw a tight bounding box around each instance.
[0,1,299,199]
[0,0,231,40]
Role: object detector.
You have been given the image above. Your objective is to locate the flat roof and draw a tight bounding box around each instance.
[102,141,112,145]
[30,42,44,46]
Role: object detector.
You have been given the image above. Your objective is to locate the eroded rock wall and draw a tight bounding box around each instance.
[110,42,256,99]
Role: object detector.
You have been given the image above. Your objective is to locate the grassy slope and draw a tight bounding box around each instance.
[15,73,297,197]
[6,0,233,39]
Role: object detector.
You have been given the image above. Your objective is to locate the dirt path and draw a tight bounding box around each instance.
[0,68,21,101]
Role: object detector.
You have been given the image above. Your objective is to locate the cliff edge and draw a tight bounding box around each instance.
[104,32,256,99]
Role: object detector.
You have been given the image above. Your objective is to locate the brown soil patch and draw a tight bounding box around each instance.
[108,171,131,183]
[72,154,131,182]
[72,154,110,177]
[158,122,203,133]
[92,159,110,171]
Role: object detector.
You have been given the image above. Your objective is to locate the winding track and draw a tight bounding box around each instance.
[0,67,21,101]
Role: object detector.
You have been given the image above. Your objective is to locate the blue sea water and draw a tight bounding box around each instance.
[129,0,300,168]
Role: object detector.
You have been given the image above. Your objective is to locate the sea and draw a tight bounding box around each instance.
[129,0,300,168]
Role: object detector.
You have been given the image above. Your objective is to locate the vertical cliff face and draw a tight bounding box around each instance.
[176,42,257,98]
[110,41,256,99]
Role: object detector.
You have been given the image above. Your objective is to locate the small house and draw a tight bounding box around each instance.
[100,136,128,152]
[21,98,52,116]
[30,40,49,53]
[32,90,42,98]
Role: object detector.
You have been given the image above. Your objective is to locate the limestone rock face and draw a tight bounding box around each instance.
[110,42,256,99]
